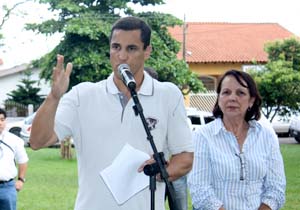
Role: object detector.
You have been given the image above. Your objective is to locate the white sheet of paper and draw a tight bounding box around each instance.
[100,143,150,205]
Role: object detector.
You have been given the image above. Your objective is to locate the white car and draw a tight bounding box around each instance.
[18,112,73,147]
[19,112,36,146]
[271,115,290,137]
[289,116,300,143]
[5,114,35,146]
[6,117,24,137]
[260,110,291,137]
[186,107,214,131]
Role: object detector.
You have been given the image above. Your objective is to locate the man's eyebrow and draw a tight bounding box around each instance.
[127,44,139,48]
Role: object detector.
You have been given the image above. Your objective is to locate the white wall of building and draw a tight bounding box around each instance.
[0,67,51,107]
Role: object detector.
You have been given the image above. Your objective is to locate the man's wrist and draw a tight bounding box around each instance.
[18,177,26,183]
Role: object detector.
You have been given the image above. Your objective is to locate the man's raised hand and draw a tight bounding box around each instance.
[51,54,73,100]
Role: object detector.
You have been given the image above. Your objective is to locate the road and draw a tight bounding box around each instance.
[279,137,299,144]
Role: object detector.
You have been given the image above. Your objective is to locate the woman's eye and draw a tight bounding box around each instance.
[237,91,246,96]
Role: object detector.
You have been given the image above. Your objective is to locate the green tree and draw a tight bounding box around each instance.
[27,0,205,94]
[267,37,300,71]
[5,68,44,109]
[249,37,300,121]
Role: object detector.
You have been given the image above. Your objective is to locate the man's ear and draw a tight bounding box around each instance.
[144,45,152,60]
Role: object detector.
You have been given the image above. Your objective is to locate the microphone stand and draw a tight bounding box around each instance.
[129,87,179,210]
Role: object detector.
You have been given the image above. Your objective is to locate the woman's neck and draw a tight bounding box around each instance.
[222,117,249,149]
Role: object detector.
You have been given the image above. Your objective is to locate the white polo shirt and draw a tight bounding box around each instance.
[0,130,29,181]
[55,72,193,210]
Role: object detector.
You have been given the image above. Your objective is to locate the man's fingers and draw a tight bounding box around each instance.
[54,55,72,78]
[138,158,156,172]
[65,62,73,77]
[56,54,64,70]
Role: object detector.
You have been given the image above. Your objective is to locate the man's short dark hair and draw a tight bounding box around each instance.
[109,16,151,50]
[0,108,7,119]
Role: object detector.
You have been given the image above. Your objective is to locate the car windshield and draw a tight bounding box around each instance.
[204,116,215,124]
[188,115,201,125]
[24,113,36,125]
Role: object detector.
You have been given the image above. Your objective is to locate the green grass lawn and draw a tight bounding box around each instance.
[18,148,78,210]
[18,144,300,210]
[280,144,300,210]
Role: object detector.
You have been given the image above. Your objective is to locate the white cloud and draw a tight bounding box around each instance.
[1,0,299,69]
[136,0,300,35]
[0,1,61,69]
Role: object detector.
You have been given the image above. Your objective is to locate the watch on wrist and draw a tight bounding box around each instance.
[18,177,26,183]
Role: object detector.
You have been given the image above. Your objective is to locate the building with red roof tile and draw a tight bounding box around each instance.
[168,22,295,90]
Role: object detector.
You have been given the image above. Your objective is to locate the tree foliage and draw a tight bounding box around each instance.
[266,37,300,70]
[249,37,300,121]
[27,0,205,94]
[5,69,44,108]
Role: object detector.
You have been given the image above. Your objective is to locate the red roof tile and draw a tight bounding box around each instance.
[168,22,294,63]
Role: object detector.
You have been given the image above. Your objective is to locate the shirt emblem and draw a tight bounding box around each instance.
[146,117,158,131]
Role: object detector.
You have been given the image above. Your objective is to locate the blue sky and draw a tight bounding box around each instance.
[1,0,299,69]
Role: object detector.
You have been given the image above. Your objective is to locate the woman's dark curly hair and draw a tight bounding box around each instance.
[212,69,262,121]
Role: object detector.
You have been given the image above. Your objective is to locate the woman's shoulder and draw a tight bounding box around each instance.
[251,120,279,144]
[193,119,219,139]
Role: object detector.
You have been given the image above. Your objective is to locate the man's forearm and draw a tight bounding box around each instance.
[30,94,60,150]
[258,203,271,210]
[18,163,27,179]
[167,152,193,181]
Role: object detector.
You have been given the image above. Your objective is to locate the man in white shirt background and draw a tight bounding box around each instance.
[0,108,29,210]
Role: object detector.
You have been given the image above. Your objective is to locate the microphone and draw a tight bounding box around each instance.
[117,64,136,90]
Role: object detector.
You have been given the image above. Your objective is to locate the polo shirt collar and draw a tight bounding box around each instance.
[106,71,154,96]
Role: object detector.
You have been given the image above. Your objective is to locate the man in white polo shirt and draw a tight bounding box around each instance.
[0,108,29,210]
[30,16,193,210]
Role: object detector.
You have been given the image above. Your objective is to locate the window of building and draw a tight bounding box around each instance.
[199,76,216,91]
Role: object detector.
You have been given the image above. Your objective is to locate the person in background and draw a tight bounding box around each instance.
[144,66,189,210]
[144,66,158,80]
[29,16,193,210]
[188,69,286,210]
[0,108,29,210]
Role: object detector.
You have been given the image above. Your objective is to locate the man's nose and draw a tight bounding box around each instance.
[118,49,128,60]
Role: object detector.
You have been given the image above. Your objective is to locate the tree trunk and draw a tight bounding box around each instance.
[60,137,73,159]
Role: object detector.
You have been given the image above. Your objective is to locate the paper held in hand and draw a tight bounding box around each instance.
[100,143,150,204]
